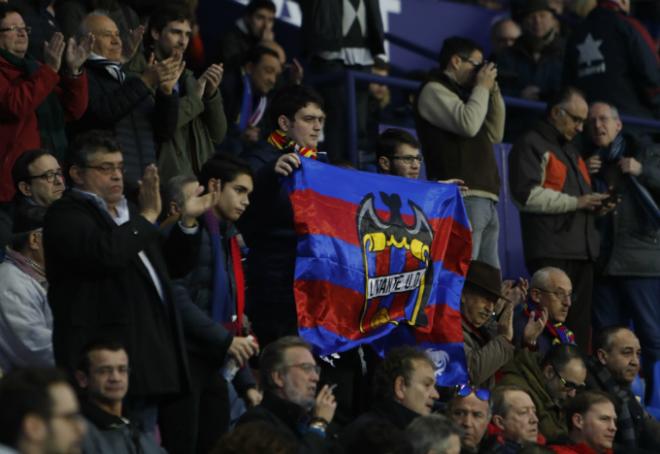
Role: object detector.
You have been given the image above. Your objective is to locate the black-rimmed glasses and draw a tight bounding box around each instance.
[27,169,64,183]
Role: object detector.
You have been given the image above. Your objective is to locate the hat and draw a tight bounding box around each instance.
[464,260,505,301]
[11,204,46,235]
[514,0,555,20]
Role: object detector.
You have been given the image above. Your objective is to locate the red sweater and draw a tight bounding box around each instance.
[0,55,88,201]
[550,442,613,454]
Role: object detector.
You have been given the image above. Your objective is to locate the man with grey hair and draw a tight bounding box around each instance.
[513,267,575,356]
[485,385,541,451]
[406,414,462,454]
[585,100,660,401]
[446,385,491,453]
[509,86,611,351]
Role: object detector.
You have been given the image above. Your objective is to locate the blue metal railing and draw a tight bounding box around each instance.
[328,69,660,166]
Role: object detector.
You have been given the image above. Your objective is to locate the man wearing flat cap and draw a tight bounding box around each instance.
[461,260,546,388]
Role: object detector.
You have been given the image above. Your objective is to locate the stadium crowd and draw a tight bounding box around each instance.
[0,0,659,453]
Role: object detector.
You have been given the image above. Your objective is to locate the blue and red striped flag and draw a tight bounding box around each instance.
[285,159,471,385]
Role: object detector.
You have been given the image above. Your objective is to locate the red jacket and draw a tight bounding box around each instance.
[0,55,88,201]
[550,442,613,454]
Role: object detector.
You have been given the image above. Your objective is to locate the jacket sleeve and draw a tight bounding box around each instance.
[464,334,515,387]
[153,89,179,143]
[508,139,579,213]
[85,72,152,126]
[56,71,89,121]
[418,81,490,138]
[161,221,202,279]
[639,145,660,193]
[202,89,228,144]
[623,17,660,107]
[485,85,505,144]
[0,64,59,119]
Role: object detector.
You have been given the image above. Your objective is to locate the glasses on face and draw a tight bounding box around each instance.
[0,25,31,34]
[537,289,573,301]
[460,56,483,68]
[28,169,64,183]
[456,383,490,401]
[84,163,125,175]
[560,108,587,126]
[284,363,321,376]
[92,365,130,376]
[550,362,585,391]
[391,156,423,164]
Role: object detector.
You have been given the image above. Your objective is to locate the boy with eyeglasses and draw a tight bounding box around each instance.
[375,128,424,180]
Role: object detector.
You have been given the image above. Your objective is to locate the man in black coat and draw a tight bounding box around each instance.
[43,130,204,431]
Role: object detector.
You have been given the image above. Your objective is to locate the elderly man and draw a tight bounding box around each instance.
[0,4,90,202]
[585,327,660,452]
[43,130,210,431]
[72,12,180,193]
[485,385,542,451]
[509,87,610,351]
[236,336,337,453]
[585,101,660,399]
[499,344,587,442]
[514,267,575,355]
[340,346,440,450]
[549,391,617,454]
[11,149,64,211]
[74,340,164,454]
[0,205,53,373]
[415,36,505,268]
[446,386,491,453]
[461,260,545,388]
[0,368,87,454]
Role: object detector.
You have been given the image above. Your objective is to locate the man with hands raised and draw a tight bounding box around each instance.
[0,3,92,202]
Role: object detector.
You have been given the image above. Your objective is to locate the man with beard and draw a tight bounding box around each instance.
[415,36,505,268]
[499,344,587,442]
[585,327,660,452]
[137,4,227,184]
[236,336,337,453]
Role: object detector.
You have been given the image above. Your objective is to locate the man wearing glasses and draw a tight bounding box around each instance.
[499,344,587,442]
[415,36,505,269]
[375,128,423,180]
[447,384,491,453]
[74,340,164,453]
[237,336,337,453]
[514,267,576,356]
[11,149,65,210]
[0,4,91,203]
[509,87,611,351]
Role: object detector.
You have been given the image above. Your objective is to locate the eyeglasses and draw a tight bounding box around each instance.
[460,56,483,68]
[456,383,490,401]
[536,289,573,301]
[284,363,321,376]
[27,169,64,183]
[84,163,125,175]
[550,362,585,391]
[0,25,31,34]
[92,365,130,376]
[560,108,587,126]
[391,156,423,164]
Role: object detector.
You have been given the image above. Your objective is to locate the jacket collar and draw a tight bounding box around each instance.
[371,399,422,430]
[261,392,310,430]
[535,120,569,146]
[81,399,129,431]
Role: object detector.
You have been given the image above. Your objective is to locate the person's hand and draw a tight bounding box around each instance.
[245,388,263,407]
[65,33,94,75]
[141,53,160,89]
[475,62,497,91]
[576,193,609,211]
[289,58,304,85]
[523,307,549,346]
[313,384,337,424]
[242,126,261,143]
[274,153,301,176]
[586,155,602,174]
[179,183,219,227]
[43,32,66,73]
[158,54,185,95]
[497,301,514,342]
[200,63,223,97]
[619,157,642,176]
[228,336,259,367]
[520,85,541,101]
[501,278,528,307]
[138,164,161,223]
[122,25,145,63]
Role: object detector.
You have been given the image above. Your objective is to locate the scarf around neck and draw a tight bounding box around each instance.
[524,301,575,345]
[267,129,318,159]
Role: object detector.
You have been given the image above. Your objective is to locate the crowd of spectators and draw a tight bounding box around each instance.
[0,0,659,453]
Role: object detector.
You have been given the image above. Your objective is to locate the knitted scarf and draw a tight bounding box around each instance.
[0,48,67,160]
[238,72,267,132]
[524,301,575,345]
[587,357,640,446]
[267,129,318,159]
